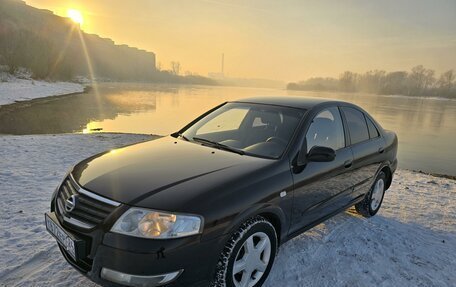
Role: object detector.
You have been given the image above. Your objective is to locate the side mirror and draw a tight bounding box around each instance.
[307,146,336,162]
[297,145,336,166]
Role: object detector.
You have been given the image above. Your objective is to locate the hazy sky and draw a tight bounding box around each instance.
[26,0,456,81]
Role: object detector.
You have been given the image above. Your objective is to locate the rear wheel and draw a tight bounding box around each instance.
[355,171,386,217]
[212,216,277,287]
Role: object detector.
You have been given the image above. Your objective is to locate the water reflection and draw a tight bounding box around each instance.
[0,83,455,175]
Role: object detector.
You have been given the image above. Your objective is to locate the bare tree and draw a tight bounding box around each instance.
[382,71,408,95]
[170,61,181,76]
[437,70,455,90]
[358,70,386,93]
[423,69,436,89]
[409,65,435,92]
[339,71,358,92]
[409,65,426,90]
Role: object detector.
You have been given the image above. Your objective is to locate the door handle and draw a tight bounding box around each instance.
[378,147,385,154]
[344,160,353,168]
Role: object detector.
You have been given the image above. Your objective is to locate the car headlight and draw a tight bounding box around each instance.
[111,208,203,239]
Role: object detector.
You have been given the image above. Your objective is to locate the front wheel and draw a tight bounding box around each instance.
[355,171,386,217]
[212,216,277,287]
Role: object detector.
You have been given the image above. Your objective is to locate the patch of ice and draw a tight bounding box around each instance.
[0,75,85,106]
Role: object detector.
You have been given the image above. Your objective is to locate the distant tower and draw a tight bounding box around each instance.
[221,53,224,75]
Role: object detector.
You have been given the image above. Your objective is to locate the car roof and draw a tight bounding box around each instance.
[232,96,351,110]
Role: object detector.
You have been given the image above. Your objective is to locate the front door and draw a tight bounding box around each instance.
[289,107,354,234]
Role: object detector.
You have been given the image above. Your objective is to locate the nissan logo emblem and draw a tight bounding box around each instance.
[65,195,78,213]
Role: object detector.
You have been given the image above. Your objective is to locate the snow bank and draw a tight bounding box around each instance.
[0,76,85,106]
[0,134,454,286]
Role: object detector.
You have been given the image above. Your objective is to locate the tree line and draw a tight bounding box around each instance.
[287,66,456,99]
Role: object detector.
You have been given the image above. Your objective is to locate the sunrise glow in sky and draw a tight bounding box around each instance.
[66,9,83,25]
[26,0,456,81]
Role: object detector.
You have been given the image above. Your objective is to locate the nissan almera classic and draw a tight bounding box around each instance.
[45,97,398,287]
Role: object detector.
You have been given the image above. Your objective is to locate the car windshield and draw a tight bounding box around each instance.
[181,102,305,159]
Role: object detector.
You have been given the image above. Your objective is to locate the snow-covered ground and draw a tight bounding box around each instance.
[0,76,85,106]
[0,134,454,286]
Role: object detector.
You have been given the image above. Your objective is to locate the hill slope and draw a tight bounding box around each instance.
[0,0,156,81]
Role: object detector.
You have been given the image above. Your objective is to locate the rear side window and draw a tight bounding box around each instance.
[366,116,379,138]
[341,107,369,145]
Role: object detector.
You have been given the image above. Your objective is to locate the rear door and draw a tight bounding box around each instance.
[289,107,354,234]
[340,107,385,199]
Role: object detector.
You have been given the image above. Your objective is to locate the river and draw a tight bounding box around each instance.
[0,83,455,176]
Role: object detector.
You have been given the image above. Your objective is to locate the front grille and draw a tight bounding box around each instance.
[56,175,120,229]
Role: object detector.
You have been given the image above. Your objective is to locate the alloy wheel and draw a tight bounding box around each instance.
[370,178,385,211]
[232,232,272,287]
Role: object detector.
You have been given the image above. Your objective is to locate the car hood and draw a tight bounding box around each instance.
[72,136,270,207]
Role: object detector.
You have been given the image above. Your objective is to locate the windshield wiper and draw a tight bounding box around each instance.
[177,133,190,141]
[192,137,245,155]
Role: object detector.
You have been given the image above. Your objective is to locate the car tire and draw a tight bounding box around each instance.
[212,216,278,287]
[355,171,386,217]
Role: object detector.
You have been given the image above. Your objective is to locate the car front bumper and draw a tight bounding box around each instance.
[46,211,225,287]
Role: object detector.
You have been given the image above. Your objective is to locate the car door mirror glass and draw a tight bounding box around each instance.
[307,146,336,162]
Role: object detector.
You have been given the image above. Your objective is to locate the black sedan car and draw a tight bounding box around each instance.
[45,97,398,287]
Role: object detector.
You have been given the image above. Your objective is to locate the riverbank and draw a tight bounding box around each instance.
[0,133,454,286]
[0,75,85,106]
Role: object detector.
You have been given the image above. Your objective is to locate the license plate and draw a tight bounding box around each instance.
[45,213,77,260]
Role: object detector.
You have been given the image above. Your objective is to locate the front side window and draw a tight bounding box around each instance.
[341,107,369,144]
[182,103,305,159]
[306,107,345,152]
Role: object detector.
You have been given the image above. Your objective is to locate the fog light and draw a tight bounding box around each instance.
[101,268,183,287]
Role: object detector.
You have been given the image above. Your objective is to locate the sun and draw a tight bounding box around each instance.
[67,9,84,25]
